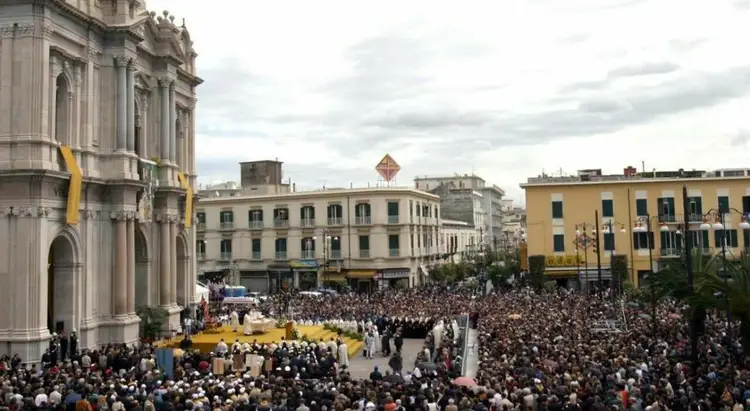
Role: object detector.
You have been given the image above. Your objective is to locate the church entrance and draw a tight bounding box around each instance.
[134,227,150,308]
[47,235,77,334]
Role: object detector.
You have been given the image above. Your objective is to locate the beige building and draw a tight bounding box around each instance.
[0,1,201,360]
[195,187,441,293]
[500,199,527,250]
[440,219,477,262]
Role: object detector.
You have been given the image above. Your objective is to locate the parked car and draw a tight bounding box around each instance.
[298,291,323,298]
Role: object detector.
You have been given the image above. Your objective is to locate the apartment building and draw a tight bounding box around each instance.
[521,167,750,287]
[414,174,505,246]
[195,187,441,293]
[441,219,478,263]
[500,200,526,250]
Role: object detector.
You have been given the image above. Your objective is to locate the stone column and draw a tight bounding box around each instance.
[168,84,176,164]
[126,218,135,314]
[159,217,171,306]
[114,56,129,151]
[158,77,170,163]
[126,63,136,152]
[48,57,60,141]
[170,220,178,305]
[113,212,128,315]
[138,94,149,157]
[72,65,82,149]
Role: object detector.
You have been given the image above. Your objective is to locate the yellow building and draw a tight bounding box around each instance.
[520,168,750,287]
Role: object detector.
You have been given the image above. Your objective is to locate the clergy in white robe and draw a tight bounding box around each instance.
[364,333,376,359]
[243,313,253,335]
[451,320,460,343]
[337,342,350,367]
[230,311,240,332]
[372,328,381,353]
[432,321,445,350]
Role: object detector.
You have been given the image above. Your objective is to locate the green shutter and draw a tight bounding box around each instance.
[635,199,648,216]
[715,230,724,247]
[553,234,564,252]
[359,235,369,250]
[718,196,729,213]
[252,239,261,252]
[632,233,641,250]
[331,237,341,251]
[744,229,750,247]
[742,196,750,214]
[551,201,564,218]
[702,231,709,248]
[327,205,334,218]
[388,234,400,249]
[601,199,614,217]
[388,202,399,216]
[730,230,738,248]
[675,233,683,249]
[604,233,614,250]
[659,232,668,250]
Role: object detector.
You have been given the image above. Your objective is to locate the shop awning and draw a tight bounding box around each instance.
[347,270,376,279]
[321,273,346,282]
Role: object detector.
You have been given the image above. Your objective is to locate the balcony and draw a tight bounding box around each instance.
[388,215,399,224]
[688,213,703,223]
[197,252,206,260]
[359,250,370,258]
[331,250,342,260]
[300,218,315,227]
[196,222,206,231]
[251,251,261,260]
[657,214,679,224]
[355,216,371,225]
[301,250,316,259]
[249,220,264,229]
[660,248,681,258]
[328,217,342,226]
[274,219,289,228]
[219,222,235,230]
[219,252,232,261]
[389,248,400,257]
[275,251,287,260]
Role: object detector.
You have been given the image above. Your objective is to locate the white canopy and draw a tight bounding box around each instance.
[195,282,209,303]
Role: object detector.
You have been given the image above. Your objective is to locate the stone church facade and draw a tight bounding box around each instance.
[0,0,202,361]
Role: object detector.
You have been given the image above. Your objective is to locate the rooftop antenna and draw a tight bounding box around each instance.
[641,161,645,173]
[181,18,186,28]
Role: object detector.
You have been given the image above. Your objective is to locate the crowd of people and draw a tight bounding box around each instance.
[1,283,749,410]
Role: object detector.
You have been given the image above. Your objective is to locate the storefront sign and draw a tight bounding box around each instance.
[378,269,410,279]
[198,264,232,273]
[545,255,584,267]
[290,259,319,270]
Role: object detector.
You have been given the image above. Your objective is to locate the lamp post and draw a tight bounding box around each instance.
[601,220,628,293]
[314,229,338,286]
[575,222,597,291]
[698,208,750,358]
[632,214,665,277]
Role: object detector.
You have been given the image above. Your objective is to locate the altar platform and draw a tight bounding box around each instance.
[159,325,364,358]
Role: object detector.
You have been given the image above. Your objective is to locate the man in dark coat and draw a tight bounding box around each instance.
[69,330,78,356]
[59,331,69,361]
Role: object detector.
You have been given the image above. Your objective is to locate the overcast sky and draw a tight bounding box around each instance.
[148,0,750,203]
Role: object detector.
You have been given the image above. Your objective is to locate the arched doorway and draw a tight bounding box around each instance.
[176,234,187,307]
[47,234,77,334]
[134,226,150,308]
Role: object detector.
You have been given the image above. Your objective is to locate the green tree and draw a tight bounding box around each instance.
[136,305,169,341]
[610,254,628,290]
[528,255,546,290]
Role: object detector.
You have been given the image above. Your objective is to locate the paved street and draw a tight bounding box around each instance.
[346,338,425,379]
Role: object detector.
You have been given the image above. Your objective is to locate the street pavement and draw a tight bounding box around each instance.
[345,338,425,380]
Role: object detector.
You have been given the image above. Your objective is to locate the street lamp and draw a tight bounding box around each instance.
[574,222,597,291]
[697,207,750,359]
[632,214,663,278]
[600,220,628,293]
[314,229,338,286]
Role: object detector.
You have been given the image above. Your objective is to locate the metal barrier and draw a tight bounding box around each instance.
[457,313,471,376]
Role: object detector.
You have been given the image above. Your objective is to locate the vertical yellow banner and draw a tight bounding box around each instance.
[59,146,82,225]
[177,172,193,228]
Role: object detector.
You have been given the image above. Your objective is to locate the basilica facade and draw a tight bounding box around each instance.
[0,0,202,361]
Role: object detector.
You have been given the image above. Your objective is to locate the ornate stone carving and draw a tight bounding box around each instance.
[140,93,150,111]
[110,211,134,221]
[83,209,98,219]
[41,23,52,39]
[157,76,173,88]
[155,213,180,223]
[0,26,14,39]
[73,65,82,85]
[35,207,51,218]
[127,62,137,72]
[135,115,142,127]
[88,47,100,59]
[16,24,35,38]
[68,91,75,101]
[187,97,197,110]
[17,206,34,217]
[113,55,130,67]
[0,207,12,217]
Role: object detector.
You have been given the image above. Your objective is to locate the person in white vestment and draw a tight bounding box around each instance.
[230,311,240,332]
[451,320,460,344]
[364,332,376,359]
[337,342,349,367]
[243,313,253,335]
[372,327,381,354]
[432,320,445,352]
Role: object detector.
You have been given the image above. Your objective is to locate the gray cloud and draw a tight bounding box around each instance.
[734,0,750,9]
[607,62,681,78]
[730,130,750,147]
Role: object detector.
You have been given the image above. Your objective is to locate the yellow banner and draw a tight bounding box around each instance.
[177,172,193,228]
[519,243,528,270]
[59,146,82,225]
[545,254,584,267]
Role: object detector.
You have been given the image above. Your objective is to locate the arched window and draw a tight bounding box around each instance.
[175,117,184,169]
[54,74,70,144]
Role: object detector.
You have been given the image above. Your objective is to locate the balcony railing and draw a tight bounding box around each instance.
[301,250,316,259]
[197,252,206,260]
[331,250,342,260]
[300,218,315,227]
[219,252,232,261]
[660,247,681,257]
[658,214,679,223]
[196,222,206,231]
[355,216,371,225]
[251,251,261,260]
[388,215,399,224]
[249,220,264,229]
[688,213,703,223]
[359,250,370,258]
[389,248,400,257]
[274,219,289,228]
[275,251,287,260]
[328,217,343,226]
[220,221,235,230]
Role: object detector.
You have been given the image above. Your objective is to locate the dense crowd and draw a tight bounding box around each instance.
[1,284,749,410]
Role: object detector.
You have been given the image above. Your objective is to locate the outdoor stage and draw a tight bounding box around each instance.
[160,325,364,358]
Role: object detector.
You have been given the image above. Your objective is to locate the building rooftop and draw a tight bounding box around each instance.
[520,167,750,187]
[414,173,486,182]
[198,186,439,204]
